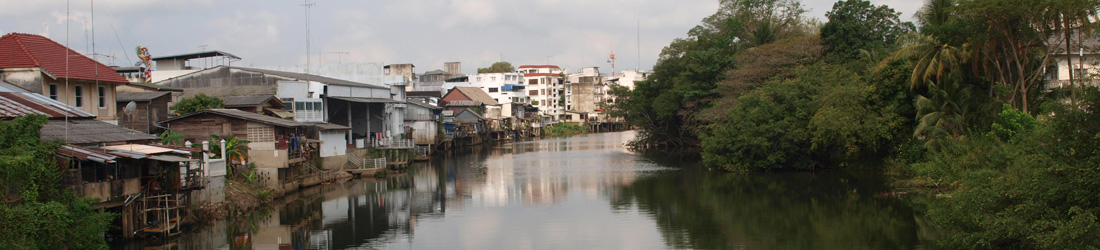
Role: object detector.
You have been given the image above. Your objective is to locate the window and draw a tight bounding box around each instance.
[488,87,498,93]
[529,79,538,85]
[97,86,106,108]
[529,90,539,96]
[74,85,84,107]
[1074,68,1088,79]
[246,123,275,142]
[490,76,497,81]
[48,84,58,100]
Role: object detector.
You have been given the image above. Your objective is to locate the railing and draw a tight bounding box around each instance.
[363,158,387,169]
[414,146,430,156]
[375,138,414,148]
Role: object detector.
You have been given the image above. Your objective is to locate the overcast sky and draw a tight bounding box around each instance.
[0,0,922,75]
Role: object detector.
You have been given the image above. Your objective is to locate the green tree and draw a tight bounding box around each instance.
[0,114,114,249]
[477,61,515,73]
[171,93,224,116]
[821,0,915,63]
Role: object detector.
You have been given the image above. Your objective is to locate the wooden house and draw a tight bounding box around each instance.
[160,109,312,192]
[116,91,172,134]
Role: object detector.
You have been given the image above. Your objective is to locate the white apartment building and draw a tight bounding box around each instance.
[518,65,565,117]
[443,72,528,105]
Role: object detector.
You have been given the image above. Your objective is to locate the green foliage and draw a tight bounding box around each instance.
[549,123,588,137]
[821,0,915,63]
[210,134,251,177]
[0,115,113,249]
[910,88,1100,249]
[476,61,515,73]
[987,103,1037,141]
[160,130,185,146]
[171,93,225,116]
[704,64,903,171]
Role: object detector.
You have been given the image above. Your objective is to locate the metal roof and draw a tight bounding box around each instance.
[57,145,117,163]
[444,100,483,107]
[102,144,178,155]
[0,81,29,92]
[224,95,283,108]
[151,50,241,61]
[0,92,96,118]
[327,96,400,103]
[115,91,171,102]
[41,119,157,145]
[163,109,306,128]
[451,87,499,105]
[231,66,389,89]
[0,33,129,84]
[408,99,441,110]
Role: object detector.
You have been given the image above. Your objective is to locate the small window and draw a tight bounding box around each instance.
[488,87,498,93]
[74,85,84,107]
[48,84,58,100]
[313,102,323,111]
[97,86,106,108]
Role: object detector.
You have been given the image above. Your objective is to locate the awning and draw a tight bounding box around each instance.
[148,154,198,163]
[58,145,117,163]
[103,144,177,155]
[502,84,526,91]
[327,96,400,104]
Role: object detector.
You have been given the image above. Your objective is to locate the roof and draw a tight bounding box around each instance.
[115,91,171,102]
[452,87,498,105]
[102,144,190,155]
[307,122,351,131]
[327,96,400,103]
[0,81,28,92]
[454,109,484,122]
[151,50,241,61]
[0,33,129,84]
[518,65,561,69]
[0,92,96,118]
[163,109,305,128]
[408,99,441,110]
[224,95,284,108]
[230,66,388,89]
[407,90,442,98]
[522,73,563,78]
[41,119,157,145]
[126,82,182,92]
[445,100,483,107]
[58,145,117,163]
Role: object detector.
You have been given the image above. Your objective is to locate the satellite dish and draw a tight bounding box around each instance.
[124,101,137,115]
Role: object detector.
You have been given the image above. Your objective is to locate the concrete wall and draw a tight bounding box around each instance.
[319,131,346,157]
[80,178,141,204]
[410,121,439,145]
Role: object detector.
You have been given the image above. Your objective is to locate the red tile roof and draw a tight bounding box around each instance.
[522,73,563,77]
[518,65,561,69]
[0,33,129,84]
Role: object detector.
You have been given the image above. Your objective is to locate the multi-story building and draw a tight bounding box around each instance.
[518,65,565,118]
[445,72,529,109]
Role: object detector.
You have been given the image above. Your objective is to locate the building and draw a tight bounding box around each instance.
[116,91,173,134]
[518,65,565,118]
[445,72,528,110]
[385,63,417,92]
[1048,36,1100,89]
[565,67,602,114]
[0,33,133,124]
[406,99,443,147]
[223,95,287,115]
[161,109,312,193]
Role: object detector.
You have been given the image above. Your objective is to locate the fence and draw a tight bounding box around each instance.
[363,158,387,169]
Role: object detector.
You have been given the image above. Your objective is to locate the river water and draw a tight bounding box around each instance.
[115,130,938,249]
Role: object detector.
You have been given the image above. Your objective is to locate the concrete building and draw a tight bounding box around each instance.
[565,67,602,114]
[518,65,565,118]
[116,91,173,134]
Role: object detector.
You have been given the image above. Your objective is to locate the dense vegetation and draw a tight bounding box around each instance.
[612,0,1100,248]
[170,93,225,116]
[0,115,114,249]
[477,61,516,74]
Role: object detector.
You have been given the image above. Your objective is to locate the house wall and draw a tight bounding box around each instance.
[79,178,141,204]
[1,69,119,121]
[409,121,439,145]
[319,131,347,157]
[406,104,436,121]
[117,95,170,134]
[1049,54,1100,89]
[164,113,249,143]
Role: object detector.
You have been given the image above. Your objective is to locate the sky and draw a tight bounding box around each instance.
[0,0,922,75]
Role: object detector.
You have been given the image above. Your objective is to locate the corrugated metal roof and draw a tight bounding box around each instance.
[0,92,96,118]
[41,119,157,145]
[231,66,389,89]
[115,91,171,102]
[57,145,117,163]
[0,81,29,92]
[452,87,499,105]
[327,96,400,103]
[0,33,129,84]
[163,109,306,128]
[224,95,282,107]
[102,144,176,155]
[408,99,441,110]
[445,100,483,107]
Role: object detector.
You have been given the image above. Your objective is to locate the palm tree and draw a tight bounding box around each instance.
[887,33,971,91]
[209,134,251,168]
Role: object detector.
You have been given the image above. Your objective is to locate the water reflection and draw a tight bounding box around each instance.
[114,131,936,249]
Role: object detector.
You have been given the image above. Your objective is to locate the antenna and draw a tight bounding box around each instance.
[328,51,349,64]
[637,20,641,71]
[302,0,316,78]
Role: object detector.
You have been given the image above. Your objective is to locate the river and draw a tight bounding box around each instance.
[114,130,938,249]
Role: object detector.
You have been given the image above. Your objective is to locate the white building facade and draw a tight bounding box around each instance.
[518,65,565,118]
